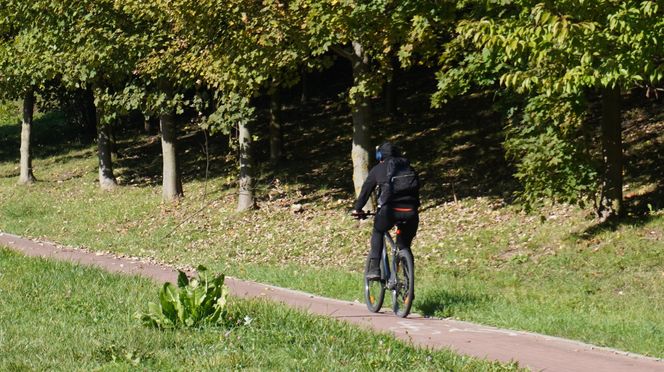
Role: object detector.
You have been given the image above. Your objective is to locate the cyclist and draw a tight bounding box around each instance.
[351,142,420,280]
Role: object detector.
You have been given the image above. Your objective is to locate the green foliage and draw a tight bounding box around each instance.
[204,92,255,135]
[137,266,229,329]
[293,0,449,103]
[0,100,21,124]
[99,0,306,136]
[504,95,598,209]
[0,1,56,98]
[435,0,664,209]
[446,0,664,98]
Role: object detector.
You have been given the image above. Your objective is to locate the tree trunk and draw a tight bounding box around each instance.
[269,88,283,165]
[18,89,36,185]
[144,115,153,134]
[351,41,375,211]
[384,56,398,117]
[237,120,255,211]
[300,69,309,104]
[97,107,117,190]
[82,88,97,144]
[598,86,623,221]
[160,110,183,201]
[110,120,118,161]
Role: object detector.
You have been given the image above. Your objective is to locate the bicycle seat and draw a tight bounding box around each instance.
[394,221,407,235]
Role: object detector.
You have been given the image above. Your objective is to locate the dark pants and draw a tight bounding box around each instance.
[369,207,419,259]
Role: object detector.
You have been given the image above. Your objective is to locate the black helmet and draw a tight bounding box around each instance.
[375,142,400,161]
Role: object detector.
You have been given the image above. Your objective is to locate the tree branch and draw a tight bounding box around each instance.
[330,44,357,62]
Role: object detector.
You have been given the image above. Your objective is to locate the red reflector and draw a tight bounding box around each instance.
[396,229,401,235]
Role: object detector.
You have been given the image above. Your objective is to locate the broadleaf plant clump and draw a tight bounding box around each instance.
[137,265,229,329]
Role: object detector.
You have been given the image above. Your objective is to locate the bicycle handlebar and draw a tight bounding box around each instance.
[351,211,376,220]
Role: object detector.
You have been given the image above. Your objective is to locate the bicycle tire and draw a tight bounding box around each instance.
[364,255,386,313]
[392,249,414,318]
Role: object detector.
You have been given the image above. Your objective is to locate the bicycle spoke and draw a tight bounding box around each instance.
[364,256,386,313]
[392,250,414,318]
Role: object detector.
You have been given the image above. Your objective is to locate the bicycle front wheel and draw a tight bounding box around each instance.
[364,256,386,313]
[392,249,414,318]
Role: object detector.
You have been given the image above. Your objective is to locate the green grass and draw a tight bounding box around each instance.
[0,93,663,359]
[1,168,661,357]
[0,248,519,371]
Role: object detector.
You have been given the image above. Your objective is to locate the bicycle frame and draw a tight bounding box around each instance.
[360,211,415,317]
[380,229,400,290]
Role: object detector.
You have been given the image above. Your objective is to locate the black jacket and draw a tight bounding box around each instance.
[354,150,420,211]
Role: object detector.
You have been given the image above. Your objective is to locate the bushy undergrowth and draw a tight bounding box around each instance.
[505,94,598,209]
[137,266,229,329]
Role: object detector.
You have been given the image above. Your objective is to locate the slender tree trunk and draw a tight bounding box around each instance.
[384,56,398,117]
[160,110,183,201]
[18,89,36,185]
[97,107,117,190]
[598,86,623,220]
[269,88,283,165]
[144,115,153,134]
[237,120,255,211]
[351,41,374,211]
[82,88,97,144]
[110,120,118,160]
[300,68,309,104]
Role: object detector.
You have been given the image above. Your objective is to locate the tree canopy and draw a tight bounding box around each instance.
[435,0,664,218]
[2,0,662,217]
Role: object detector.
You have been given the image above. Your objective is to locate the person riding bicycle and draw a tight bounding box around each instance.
[352,142,420,280]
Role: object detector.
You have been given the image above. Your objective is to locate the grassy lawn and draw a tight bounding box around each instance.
[0,92,662,359]
[0,248,518,371]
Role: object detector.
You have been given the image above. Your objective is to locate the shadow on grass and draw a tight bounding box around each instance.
[622,95,664,215]
[395,93,518,209]
[417,287,489,318]
[575,191,663,241]
[248,65,518,208]
[4,63,661,225]
[0,112,91,165]
[114,134,166,187]
[576,184,663,241]
[252,97,356,202]
[1,62,518,211]
[114,130,238,189]
[576,93,664,240]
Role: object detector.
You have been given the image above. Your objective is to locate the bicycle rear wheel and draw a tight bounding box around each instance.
[392,249,414,318]
[364,256,386,313]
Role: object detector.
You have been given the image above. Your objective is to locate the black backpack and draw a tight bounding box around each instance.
[378,157,419,207]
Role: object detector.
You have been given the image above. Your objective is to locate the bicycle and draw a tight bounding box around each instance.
[353,211,415,318]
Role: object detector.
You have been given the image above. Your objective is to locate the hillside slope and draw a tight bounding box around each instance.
[0,67,662,357]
